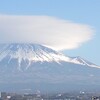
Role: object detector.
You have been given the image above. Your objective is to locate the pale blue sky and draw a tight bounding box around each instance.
[0,0,100,65]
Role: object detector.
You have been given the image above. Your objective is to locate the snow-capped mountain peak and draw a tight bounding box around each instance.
[71,56,100,68]
[0,43,70,69]
[0,43,99,70]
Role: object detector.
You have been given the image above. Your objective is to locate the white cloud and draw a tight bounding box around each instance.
[0,14,94,50]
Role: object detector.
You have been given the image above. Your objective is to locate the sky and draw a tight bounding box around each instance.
[0,0,100,65]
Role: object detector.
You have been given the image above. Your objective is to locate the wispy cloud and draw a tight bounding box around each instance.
[0,14,94,50]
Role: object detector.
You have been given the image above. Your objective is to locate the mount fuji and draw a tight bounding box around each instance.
[0,43,100,92]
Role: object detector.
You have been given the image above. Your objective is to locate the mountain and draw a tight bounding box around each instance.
[0,43,100,92]
[0,43,71,71]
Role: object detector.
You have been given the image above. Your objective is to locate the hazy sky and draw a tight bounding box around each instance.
[0,0,100,65]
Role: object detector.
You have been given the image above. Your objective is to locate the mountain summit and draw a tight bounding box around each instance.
[0,43,70,70]
[0,43,100,92]
[0,43,99,71]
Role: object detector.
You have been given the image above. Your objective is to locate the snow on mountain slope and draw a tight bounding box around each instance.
[0,43,99,70]
[0,43,70,69]
[71,56,100,68]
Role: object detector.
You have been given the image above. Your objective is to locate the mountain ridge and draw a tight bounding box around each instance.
[0,43,99,71]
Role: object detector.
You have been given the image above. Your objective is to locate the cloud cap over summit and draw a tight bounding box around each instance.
[0,14,94,50]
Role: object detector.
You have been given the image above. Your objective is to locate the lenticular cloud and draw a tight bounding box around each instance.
[0,14,94,50]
